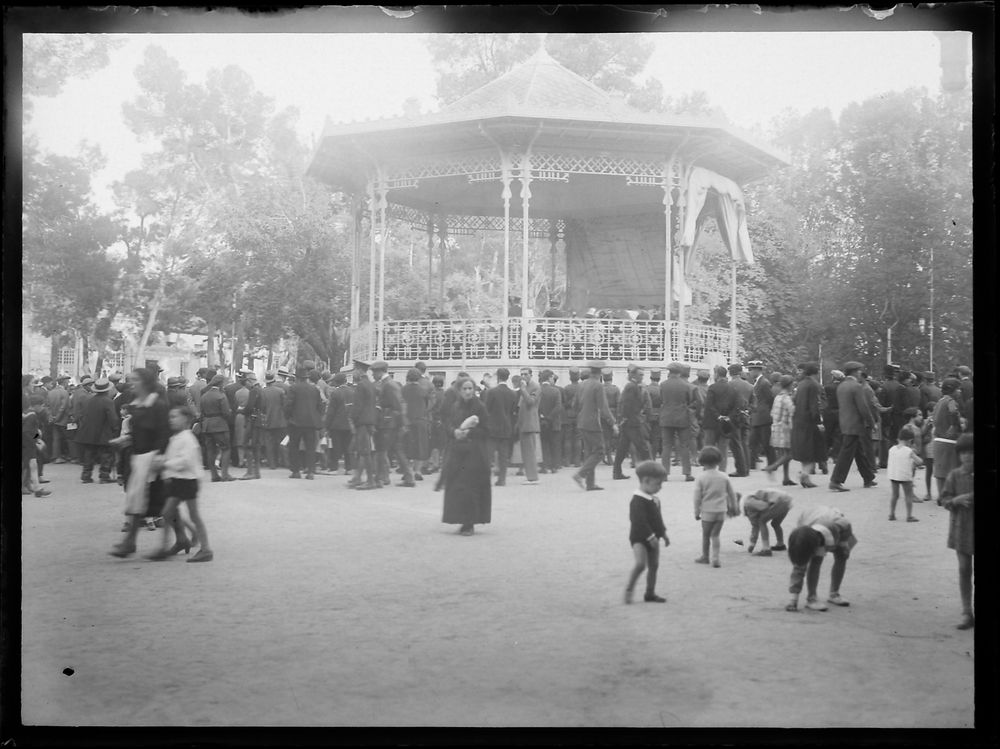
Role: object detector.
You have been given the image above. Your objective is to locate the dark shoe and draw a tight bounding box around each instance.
[643,594,667,603]
[238,474,258,480]
[34,488,52,497]
[305,474,314,480]
[729,473,748,478]
[219,476,236,482]
[612,473,630,480]
[109,542,136,558]
[753,549,773,557]
[414,474,423,481]
[800,479,817,488]
[494,480,505,487]
[863,481,878,488]
[685,475,695,482]
[81,478,94,484]
[956,614,974,630]
[289,472,302,479]
[828,483,849,492]
[188,549,214,563]
[782,479,796,486]
[99,478,115,484]
[906,517,919,522]
[586,485,605,491]
[40,478,51,484]
[356,483,378,491]
[771,544,787,551]
[167,540,192,556]
[397,480,416,487]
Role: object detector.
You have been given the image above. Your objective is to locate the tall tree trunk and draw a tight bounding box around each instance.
[266,345,273,371]
[135,281,165,365]
[49,336,60,379]
[206,321,217,367]
[231,312,246,376]
[80,334,91,376]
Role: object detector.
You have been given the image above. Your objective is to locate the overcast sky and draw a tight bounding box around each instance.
[25,30,965,211]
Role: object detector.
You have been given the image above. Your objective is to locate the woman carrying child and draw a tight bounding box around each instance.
[148,405,213,562]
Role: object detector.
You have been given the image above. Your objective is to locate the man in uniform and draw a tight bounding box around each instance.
[325,372,354,475]
[728,363,753,476]
[47,374,71,463]
[918,371,941,416]
[371,361,414,487]
[348,360,379,490]
[691,368,710,452]
[747,360,774,469]
[200,374,235,482]
[659,362,696,482]
[572,360,618,492]
[284,367,324,480]
[601,368,620,465]
[238,372,263,480]
[561,367,582,468]
[644,369,662,461]
[223,370,247,468]
[612,364,650,480]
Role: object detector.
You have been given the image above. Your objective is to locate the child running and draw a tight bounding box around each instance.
[693,446,739,568]
[737,488,792,556]
[785,505,857,612]
[887,426,924,522]
[149,406,213,562]
[625,461,670,603]
[940,433,974,629]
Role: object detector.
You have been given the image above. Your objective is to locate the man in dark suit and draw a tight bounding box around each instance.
[484,367,518,486]
[877,364,902,468]
[538,369,563,474]
[612,364,650,479]
[702,365,747,476]
[561,367,582,468]
[747,360,774,468]
[371,361,413,487]
[918,371,941,416]
[75,378,120,484]
[823,369,845,461]
[659,362,695,481]
[572,361,617,491]
[224,370,247,468]
[829,361,877,491]
[284,367,324,480]
[601,369,620,465]
[238,373,264,480]
[260,371,286,469]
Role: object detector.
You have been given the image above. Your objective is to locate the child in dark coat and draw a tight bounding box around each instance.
[625,461,670,604]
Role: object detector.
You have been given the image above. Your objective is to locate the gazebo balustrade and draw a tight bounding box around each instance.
[351,317,735,368]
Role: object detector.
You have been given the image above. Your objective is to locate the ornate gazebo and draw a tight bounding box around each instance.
[308,48,788,376]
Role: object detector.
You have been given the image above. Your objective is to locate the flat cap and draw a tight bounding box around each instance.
[265,370,277,382]
[922,371,935,380]
[370,360,389,371]
[667,362,685,374]
[107,372,122,383]
[208,374,225,388]
[842,361,864,373]
[40,375,53,384]
[80,375,95,386]
[585,360,606,370]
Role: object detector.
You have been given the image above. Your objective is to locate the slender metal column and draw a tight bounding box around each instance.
[377,179,388,360]
[350,195,361,333]
[520,155,532,361]
[439,220,447,307]
[730,261,738,363]
[501,161,512,359]
[367,180,377,354]
[662,160,674,362]
[427,216,434,304]
[676,170,687,364]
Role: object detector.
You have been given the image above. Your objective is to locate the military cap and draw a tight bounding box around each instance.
[40,375,53,384]
[956,365,972,377]
[265,370,277,382]
[585,360,606,370]
[745,360,765,369]
[648,369,661,379]
[922,371,935,381]
[352,359,370,371]
[57,374,70,381]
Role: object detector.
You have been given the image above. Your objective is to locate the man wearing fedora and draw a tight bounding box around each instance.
[829,361,877,491]
[285,367,325,480]
[239,372,264,480]
[75,378,120,484]
[659,362,696,481]
[348,360,379,490]
[67,375,95,463]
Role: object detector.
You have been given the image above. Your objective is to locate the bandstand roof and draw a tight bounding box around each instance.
[308,49,788,214]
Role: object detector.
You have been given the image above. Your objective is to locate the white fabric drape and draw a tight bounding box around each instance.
[681,166,754,265]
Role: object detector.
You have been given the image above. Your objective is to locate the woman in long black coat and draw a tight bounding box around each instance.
[441,377,492,536]
[791,362,826,488]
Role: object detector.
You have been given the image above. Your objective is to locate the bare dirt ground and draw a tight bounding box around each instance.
[21,458,973,728]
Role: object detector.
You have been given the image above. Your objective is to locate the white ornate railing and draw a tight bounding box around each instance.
[349,318,735,366]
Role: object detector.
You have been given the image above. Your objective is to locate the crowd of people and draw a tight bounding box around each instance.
[21,356,974,627]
